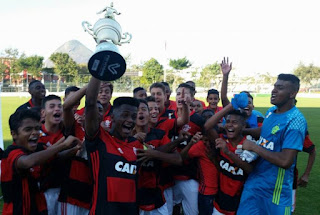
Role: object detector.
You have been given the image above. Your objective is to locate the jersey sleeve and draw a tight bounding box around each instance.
[188,141,205,158]
[282,116,306,151]
[302,134,315,153]
[160,135,171,146]
[9,149,27,174]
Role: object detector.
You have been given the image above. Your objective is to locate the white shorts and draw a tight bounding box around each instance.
[44,188,60,215]
[164,187,173,215]
[173,179,199,215]
[139,203,168,215]
[57,202,89,215]
[212,206,225,215]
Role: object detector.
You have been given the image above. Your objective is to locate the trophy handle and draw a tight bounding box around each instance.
[82,21,96,39]
[120,32,132,45]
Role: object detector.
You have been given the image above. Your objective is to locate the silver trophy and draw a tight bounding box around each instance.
[82,2,132,81]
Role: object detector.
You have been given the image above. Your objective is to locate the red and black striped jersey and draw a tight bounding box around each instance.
[58,156,93,209]
[37,125,65,191]
[102,104,113,130]
[86,127,143,214]
[158,108,176,124]
[137,128,170,211]
[188,140,219,195]
[302,133,315,153]
[58,121,93,209]
[16,99,35,112]
[214,136,247,215]
[173,111,205,181]
[1,144,47,215]
[293,132,316,189]
[167,100,177,111]
[156,118,176,139]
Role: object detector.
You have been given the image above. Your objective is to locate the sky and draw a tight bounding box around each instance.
[1,0,320,77]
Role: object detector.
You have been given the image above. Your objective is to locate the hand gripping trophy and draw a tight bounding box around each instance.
[82,2,132,81]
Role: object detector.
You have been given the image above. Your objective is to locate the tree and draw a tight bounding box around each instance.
[141,58,163,84]
[294,63,320,86]
[3,48,20,58]
[260,72,277,84]
[78,63,91,84]
[0,62,7,82]
[15,55,44,78]
[0,48,22,86]
[49,53,79,91]
[169,57,192,70]
[198,62,221,89]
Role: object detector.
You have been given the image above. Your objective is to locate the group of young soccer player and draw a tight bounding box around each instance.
[1,58,316,215]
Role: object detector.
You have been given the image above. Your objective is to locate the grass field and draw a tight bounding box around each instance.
[0,95,319,214]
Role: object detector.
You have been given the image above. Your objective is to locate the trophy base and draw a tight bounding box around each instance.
[88,50,126,81]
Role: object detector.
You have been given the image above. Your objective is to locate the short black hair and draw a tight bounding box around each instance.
[28,80,42,90]
[277,74,300,92]
[207,89,219,97]
[186,80,195,86]
[9,109,40,133]
[227,110,248,123]
[149,82,166,94]
[42,95,61,109]
[113,97,140,110]
[133,87,146,94]
[201,109,215,116]
[177,83,195,97]
[146,96,156,103]
[161,82,169,88]
[65,86,80,97]
[240,91,253,101]
[138,99,148,108]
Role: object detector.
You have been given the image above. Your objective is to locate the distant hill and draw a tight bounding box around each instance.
[44,40,93,68]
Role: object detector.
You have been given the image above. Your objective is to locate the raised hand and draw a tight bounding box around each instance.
[178,129,191,141]
[134,132,147,143]
[136,144,156,163]
[215,138,229,154]
[221,57,232,76]
[62,135,81,149]
[189,132,202,145]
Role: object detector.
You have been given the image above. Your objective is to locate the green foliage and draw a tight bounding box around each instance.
[77,64,91,84]
[50,52,79,82]
[141,58,164,84]
[165,69,175,86]
[294,63,320,86]
[15,55,44,78]
[2,48,20,58]
[199,62,220,89]
[259,72,277,84]
[0,62,7,80]
[169,57,192,70]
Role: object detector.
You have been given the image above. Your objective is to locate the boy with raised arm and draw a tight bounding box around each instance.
[202,93,252,215]
[85,76,143,214]
[220,57,264,129]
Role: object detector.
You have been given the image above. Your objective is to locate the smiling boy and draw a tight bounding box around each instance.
[1,109,80,215]
[237,74,307,215]
[85,76,143,214]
